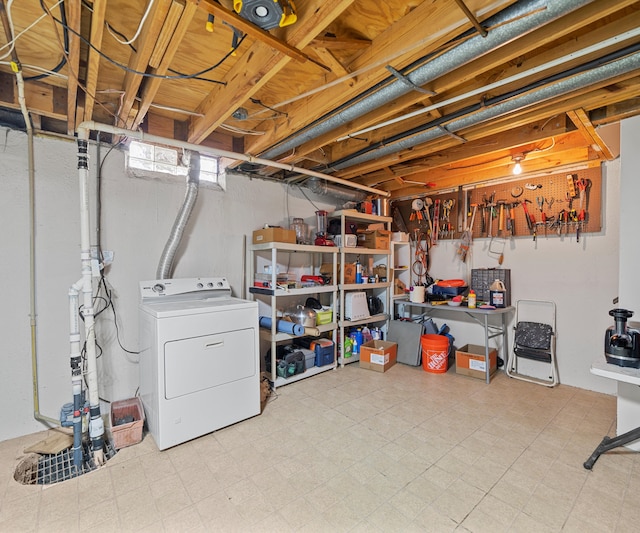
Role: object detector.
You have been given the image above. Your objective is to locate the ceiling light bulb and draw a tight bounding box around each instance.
[512,154,524,175]
[513,161,522,175]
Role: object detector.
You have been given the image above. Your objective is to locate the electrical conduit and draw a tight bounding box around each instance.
[0,0,58,426]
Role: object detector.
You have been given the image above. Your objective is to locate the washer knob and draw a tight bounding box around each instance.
[217,281,223,287]
[207,282,214,288]
[197,283,203,289]
[152,283,165,293]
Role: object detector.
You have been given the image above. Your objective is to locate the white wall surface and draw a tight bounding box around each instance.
[425,157,620,394]
[1,120,633,442]
[619,115,640,311]
[0,128,334,442]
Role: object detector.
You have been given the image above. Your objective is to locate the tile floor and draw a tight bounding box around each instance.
[1,363,639,532]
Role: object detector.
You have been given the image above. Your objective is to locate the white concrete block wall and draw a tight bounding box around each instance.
[2,116,638,442]
[0,129,333,442]
[417,157,622,393]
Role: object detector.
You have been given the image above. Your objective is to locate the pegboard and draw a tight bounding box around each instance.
[392,166,601,242]
[465,166,601,241]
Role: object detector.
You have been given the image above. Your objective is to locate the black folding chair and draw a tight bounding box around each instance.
[506,299,558,387]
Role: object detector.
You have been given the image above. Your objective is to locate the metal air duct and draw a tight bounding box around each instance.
[302,177,366,202]
[332,50,640,169]
[156,152,200,280]
[259,0,594,161]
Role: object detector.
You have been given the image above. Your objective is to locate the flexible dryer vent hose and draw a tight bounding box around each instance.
[156,152,200,279]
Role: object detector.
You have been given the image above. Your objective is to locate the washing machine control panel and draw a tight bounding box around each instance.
[140,277,231,299]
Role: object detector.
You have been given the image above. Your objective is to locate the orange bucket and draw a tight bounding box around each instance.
[421,334,450,373]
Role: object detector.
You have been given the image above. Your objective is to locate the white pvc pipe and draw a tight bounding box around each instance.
[75,131,105,465]
[68,279,84,468]
[76,121,390,197]
[74,120,389,463]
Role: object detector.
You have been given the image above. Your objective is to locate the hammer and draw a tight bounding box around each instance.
[521,199,535,231]
[497,200,507,235]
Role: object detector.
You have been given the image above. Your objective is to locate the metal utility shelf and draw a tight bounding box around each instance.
[249,241,339,390]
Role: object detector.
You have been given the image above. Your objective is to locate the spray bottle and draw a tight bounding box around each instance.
[356,255,363,284]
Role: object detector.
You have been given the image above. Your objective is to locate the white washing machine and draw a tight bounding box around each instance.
[138,277,260,450]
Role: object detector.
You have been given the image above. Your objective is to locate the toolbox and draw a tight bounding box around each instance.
[296,338,334,366]
[432,285,467,297]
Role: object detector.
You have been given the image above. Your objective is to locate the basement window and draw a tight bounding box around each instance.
[126,140,224,190]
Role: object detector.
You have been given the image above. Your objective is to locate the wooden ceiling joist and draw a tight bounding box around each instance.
[187,0,356,145]
[244,0,515,156]
[131,0,198,130]
[117,0,173,127]
[192,0,330,71]
[567,107,616,160]
[83,0,107,122]
[65,0,81,134]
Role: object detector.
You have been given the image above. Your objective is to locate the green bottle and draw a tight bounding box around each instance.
[344,336,353,358]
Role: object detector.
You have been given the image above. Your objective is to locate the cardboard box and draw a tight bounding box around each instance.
[320,262,356,284]
[455,344,497,380]
[391,232,409,242]
[360,340,397,372]
[252,227,296,245]
[358,229,391,250]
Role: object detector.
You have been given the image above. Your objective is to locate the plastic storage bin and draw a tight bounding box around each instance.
[110,397,144,449]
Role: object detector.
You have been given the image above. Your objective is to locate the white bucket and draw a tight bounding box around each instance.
[410,285,425,303]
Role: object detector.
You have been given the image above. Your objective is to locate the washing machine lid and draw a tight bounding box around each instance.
[139,277,256,318]
[140,295,256,318]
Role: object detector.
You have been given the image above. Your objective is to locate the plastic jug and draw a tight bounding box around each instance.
[489,279,506,308]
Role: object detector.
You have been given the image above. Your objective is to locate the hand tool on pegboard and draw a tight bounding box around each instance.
[576,178,591,242]
[486,192,496,238]
[480,200,487,236]
[424,197,433,237]
[554,209,564,236]
[393,207,409,234]
[507,202,518,236]
[457,203,477,262]
[488,236,506,264]
[431,198,440,246]
[536,196,548,236]
[521,199,536,241]
[497,199,507,235]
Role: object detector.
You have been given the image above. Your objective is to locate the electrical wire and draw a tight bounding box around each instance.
[219,123,265,135]
[41,0,237,82]
[0,0,15,61]
[106,0,155,46]
[95,10,226,85]
[25,0,68,81]
[0,0,63,59]
[0,61,67,79]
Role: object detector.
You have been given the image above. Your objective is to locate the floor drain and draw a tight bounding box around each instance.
[14,441,117,485]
